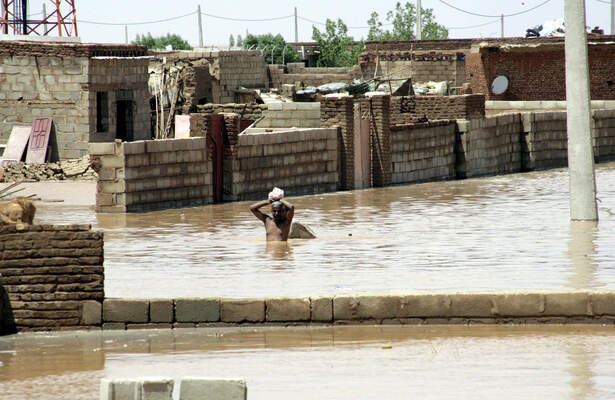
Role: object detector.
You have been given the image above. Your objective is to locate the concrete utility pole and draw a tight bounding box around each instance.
[42,3,47,34]
[294,7,298,42]
[611,0,615,35]
[124,25,128,44]
[565,0,598,221]
[501,14,504,38]
[416,0,422,40]
[198,5,204,47]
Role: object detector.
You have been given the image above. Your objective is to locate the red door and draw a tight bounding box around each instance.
[26,118,53,164]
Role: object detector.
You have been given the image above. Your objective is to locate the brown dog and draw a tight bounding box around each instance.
[0,197,36,225]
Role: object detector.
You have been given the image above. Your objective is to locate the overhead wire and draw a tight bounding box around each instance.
[80,11,197,26]
[448,19,501,30]
[202,13,293,22]
[438,0,553,18]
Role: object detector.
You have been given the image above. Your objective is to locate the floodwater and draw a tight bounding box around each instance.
[2,325,615,400]
[28,162,615,298]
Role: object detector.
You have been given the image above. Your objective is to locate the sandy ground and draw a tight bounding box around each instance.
[3,181,96,206]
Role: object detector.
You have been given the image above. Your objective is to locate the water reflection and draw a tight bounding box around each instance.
[566,221,601,290]
[266,241,293,263]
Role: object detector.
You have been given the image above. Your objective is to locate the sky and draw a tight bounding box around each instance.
[27,0,615,46]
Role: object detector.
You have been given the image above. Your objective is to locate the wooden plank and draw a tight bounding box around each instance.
[0,126,31,166]
[25,118,53,164]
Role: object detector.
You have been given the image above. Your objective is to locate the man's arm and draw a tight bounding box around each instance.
[279,198,294,221]
[249,199,270,222]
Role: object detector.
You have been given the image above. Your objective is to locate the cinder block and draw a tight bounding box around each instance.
[221,299,265,322]
[544,291,591,316]
[310,296,332,322]
[448,293,495,317]
[175,298,219,322]
[590,292,615,315]
[266,297,310,321]
[333,294,402,320]
[81,300,102,325]
[179,378,247,400]
[140,378,174,400]
[100,379,140,400]
[103,299,149,323]
[124,141,146,155]
[491,292,544,317]
[150,299,174,323]
[89,142,116,156]
[100,155,125,169]
[399,294,452,318]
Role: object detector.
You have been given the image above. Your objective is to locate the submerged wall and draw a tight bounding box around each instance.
[0,224,104,332]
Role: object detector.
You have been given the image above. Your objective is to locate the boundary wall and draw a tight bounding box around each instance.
[89,138,213,213]
[0,224,104,332]
[257,102,321,129]
[97,291,615,330]
[391,95,485,123]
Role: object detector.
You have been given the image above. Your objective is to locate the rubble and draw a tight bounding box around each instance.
[0,155,97,182]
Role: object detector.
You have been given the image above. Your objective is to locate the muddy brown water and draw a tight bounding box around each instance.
[25,162,615,298]
[2,325,615,400]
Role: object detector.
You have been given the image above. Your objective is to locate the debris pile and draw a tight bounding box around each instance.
[0,156,97,182]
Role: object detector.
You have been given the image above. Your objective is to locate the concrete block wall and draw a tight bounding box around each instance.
[218,51,268,103]
[257,102,321,128]
[268,64,361,89]
[456,114,523,178]
[320,97,354,189]
[0,54,90,160]
[592,109,615,162]
[0,224,104,332]
[88,58,151,144]
[89,138,213,212]
[391,121,457,184]
[98,291,615,329]
[521,112,568,170]
[195,103,266,122]
[390,95,485,123]
[229,128,338,200]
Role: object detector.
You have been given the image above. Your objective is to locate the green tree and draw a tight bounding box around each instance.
[312,19,364,67]
[243,33,299,64]
[367,2,448,41]
[132,33,192,50]
[229,34,235,47]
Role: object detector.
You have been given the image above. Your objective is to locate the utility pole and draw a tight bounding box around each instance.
[565,0,598,221]
[501,14,504,37]
[42,3,47,34]
[416,0,422,40]
[294,7,298,42]
[198,5,203,47]
[611,0,614,34]
[125,25,128,44]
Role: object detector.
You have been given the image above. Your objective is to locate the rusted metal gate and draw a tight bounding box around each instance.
[210,115,224,203]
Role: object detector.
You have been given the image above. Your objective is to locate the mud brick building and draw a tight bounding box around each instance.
[0,40,151,160]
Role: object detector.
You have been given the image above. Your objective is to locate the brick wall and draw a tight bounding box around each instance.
[217,51,268,103]
[0,224,104,332]
[364,95,392,186]
[228,128,338,200]
[195,103,266,121]
[390,95,485,123]
[258,102,321,128]
[456,114,523,178]
[592,109,615,162]
[89,138,213,212]
[321,97,354,189]
[269,64,362,89]
[391,121,456,184]
[466,45,615,101]
[521,112,568,170]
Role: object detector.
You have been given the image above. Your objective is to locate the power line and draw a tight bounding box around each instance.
[592,0,610,4]
[202,13,293,22]
[80,11,197,26]
[298,16,393,30]
[438,0,553,18]
[448,19,501,30]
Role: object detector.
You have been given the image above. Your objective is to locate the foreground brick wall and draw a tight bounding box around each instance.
[99,291,615,329]
[390,95,485,123]
[0,224,104,332]
[229,128,338,200]
[90,138,213,212]
[391,121,456,184]
[456,114,523,178]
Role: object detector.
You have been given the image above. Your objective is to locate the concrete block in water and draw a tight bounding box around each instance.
[103,299,149,323]
[448,293,495,317]
[81,300,102,325]
[140,378,174,400]
[100,379,140,400]
[544,291,591,316]
[334,294,402,320]
[149,299,174,323]
[590,292,615,315]
[221,299,265,322]
[175,298,219,323]
[179,378,247,400]
[491,292,544,317]
[266,297,310,321]
[288,222,316,239]
[311,296,333,322]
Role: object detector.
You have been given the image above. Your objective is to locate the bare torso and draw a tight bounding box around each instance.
[264,215,292,241]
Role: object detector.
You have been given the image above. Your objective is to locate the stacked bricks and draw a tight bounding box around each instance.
[320,97,354,190]
[268,64,362,89]
[456,114,523,178]
[189,113,212,138]
[366,95,392,187]
[88,58,151,144]
[391,121,457,184]
[217,51,268,103]
[361,53,465,86]
[592,109,615,162]
[390,95,485,124]
[521,112,568,170]
[99,291,615,329]
[89,138,213,213]
[229,128,338,201]
[258,102,321,129]
[0,224,104,332]
[195,103,266,121]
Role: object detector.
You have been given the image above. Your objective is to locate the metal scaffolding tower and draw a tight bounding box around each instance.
[1,0,77,36]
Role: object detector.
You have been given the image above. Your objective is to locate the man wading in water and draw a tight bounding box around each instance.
[250,188,294,241]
